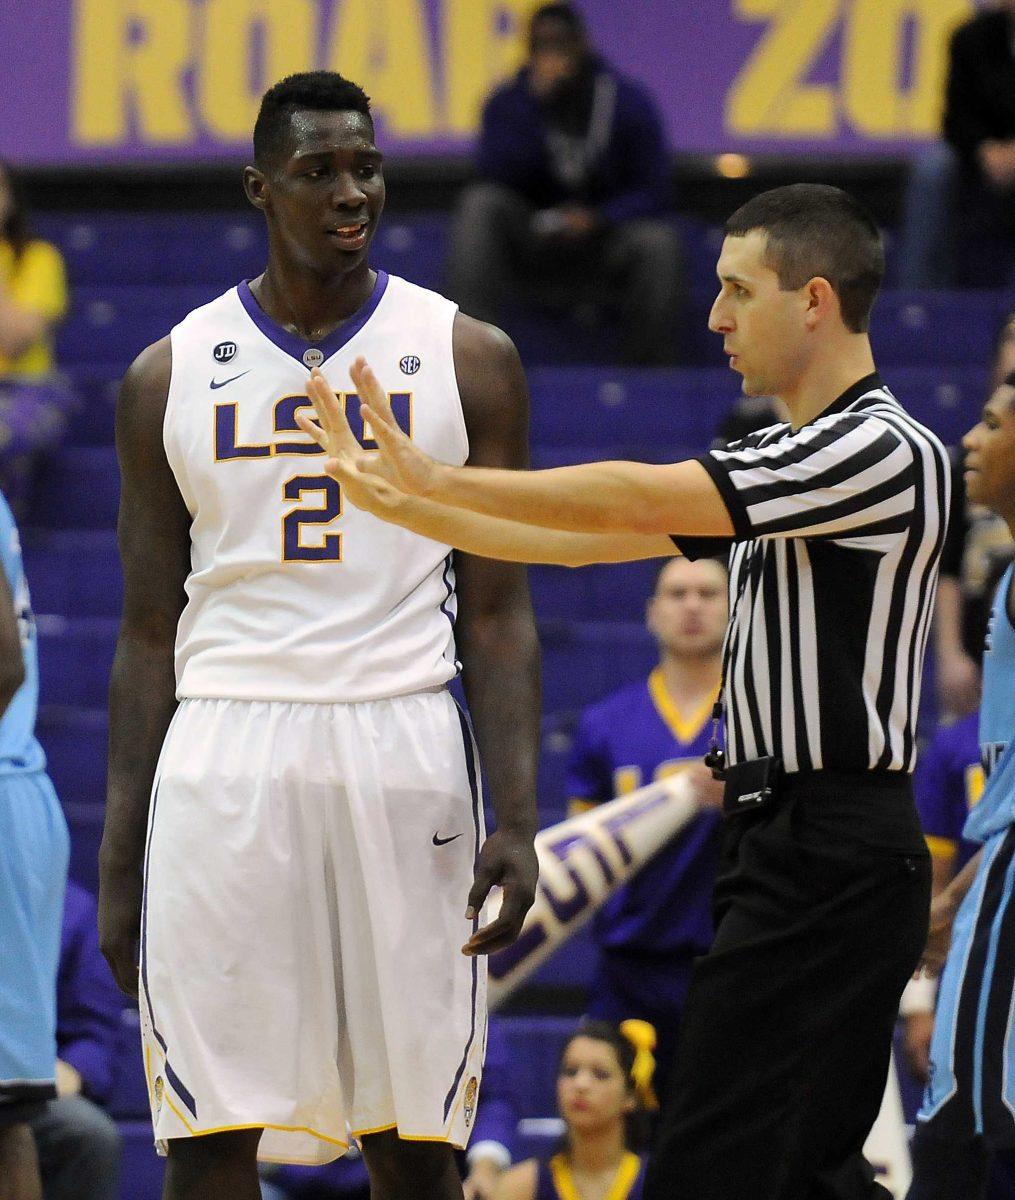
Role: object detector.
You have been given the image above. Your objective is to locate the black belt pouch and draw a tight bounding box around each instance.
[721,755,784,817]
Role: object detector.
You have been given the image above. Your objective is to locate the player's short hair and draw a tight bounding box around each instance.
[725,184,884,334]
[254,72,372,170]
[530,2,585,37]
[653,555,727,592]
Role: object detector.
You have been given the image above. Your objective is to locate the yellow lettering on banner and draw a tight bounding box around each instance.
[327,0,436,137]
[444,0,543,134]
[72,0,191,145]
[198,0,315,140]
[843,0,973,136]
[726,0,839,136]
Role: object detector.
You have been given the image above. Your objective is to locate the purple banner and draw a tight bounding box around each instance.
[0,0,988,166]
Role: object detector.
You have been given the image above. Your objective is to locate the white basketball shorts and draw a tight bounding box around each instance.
[138,690,487,1166]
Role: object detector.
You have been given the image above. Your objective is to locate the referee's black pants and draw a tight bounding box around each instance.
[644,772,931,1200]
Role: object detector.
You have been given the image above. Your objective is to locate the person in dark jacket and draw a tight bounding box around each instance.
[899,1,1015,287]
[448,2,684,365]
[28,881,123,1200]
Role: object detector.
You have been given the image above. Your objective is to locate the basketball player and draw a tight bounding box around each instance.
[97,73,542,1200]
[0,489,70,1200]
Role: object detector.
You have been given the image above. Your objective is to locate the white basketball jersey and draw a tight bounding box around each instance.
[164,271,469,703]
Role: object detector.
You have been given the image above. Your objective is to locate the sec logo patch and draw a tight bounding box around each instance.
[399,355,421,375]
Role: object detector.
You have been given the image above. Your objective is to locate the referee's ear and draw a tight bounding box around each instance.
[803,276,840,332]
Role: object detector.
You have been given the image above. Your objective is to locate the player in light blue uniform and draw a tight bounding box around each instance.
[908,375,1015,1200]
[0,491,69,1198]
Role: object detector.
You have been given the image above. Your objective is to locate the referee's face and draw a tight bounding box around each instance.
[709,232,810,398]
[963,384,1015,518]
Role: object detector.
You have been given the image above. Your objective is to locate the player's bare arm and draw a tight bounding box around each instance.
[99,338,192,997]
[0,566,26,716]
[449,314,541,957]
[346,356,733,537]
[300,367,675,564]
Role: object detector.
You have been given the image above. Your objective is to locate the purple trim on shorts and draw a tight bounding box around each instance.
[140,782,198,1121]
[237,271,389,366]
[444,702,482,1122]
[438,553,463,678]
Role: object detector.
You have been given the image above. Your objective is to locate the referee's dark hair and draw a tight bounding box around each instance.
[254,72,372,171]
[725,184,884,335]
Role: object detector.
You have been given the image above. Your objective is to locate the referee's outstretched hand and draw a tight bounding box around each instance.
[461,828,538,957]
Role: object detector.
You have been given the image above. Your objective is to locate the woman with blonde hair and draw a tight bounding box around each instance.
[494,1020,656,1200]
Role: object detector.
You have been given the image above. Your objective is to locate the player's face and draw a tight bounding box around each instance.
[253,110,384,277]
[709,232,812,398]
[962,385,1015,517]
[647,558,728,660]
[557,1037,634,1134]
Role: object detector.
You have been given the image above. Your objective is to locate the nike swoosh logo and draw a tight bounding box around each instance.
[209,370,251,389]
[432,832,463,846]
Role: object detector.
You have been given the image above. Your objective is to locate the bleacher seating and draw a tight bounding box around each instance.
[17,207,1008,1198]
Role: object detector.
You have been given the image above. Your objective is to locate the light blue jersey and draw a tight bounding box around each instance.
[964,565,1015,844]
[0,493,44,775]
[920,565,1015,1143]
[0,491,67,1117]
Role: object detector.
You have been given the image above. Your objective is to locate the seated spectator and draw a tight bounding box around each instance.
[448,2,683,365]
[27,879,122,1200]
[899,2,1015,287]
[566,558,726,1102]
[0,161,74,514]
[493,1020,653,1200]
[934,318,1015,719]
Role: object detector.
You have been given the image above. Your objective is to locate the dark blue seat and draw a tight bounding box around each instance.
[62,364,122,445]
[117,1119,164,1199]
[539,621,656,713]
[529,560,663,624]
[528,366,731,450]
[38,705,107,809]
[870,290,1012,368]
[35,212,267,288]
[30,446,119,529]
[36,615,118,709]
[24,529,121,617]
[56,284,223,367]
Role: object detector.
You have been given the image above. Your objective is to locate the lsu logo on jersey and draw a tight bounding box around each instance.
[213,391,414,564]
[214,392,413,462]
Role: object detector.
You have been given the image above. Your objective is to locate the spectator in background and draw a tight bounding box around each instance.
[899,1,1015,287]
[0,162,73,514]
[27,880,122,1200]
[934,313,1015,719]
[448,2,684,366]
[492,1020,654,1200]
[566,558,726,1102]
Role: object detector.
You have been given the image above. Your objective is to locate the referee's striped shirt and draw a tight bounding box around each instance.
[677,373,950,775]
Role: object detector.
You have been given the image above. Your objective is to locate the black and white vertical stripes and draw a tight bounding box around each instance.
[686,373,950,774]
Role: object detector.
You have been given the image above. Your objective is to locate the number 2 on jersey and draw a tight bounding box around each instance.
[282,476,342,562]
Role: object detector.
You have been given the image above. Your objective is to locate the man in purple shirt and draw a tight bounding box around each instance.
[448,1,684,366]
[28,880,122,1200]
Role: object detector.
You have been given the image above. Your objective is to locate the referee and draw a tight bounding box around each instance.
[299,183,949,1199]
